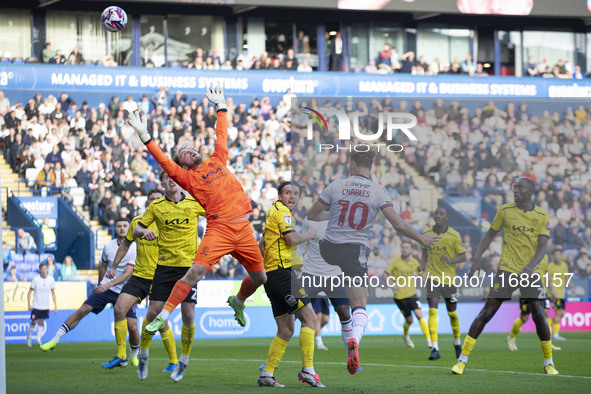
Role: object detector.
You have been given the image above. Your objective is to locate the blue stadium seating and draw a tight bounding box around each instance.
[39,253,56,263]
[12,254,24,264]
[24,254,40,265]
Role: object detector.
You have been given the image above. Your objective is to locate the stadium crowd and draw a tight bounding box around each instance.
[2,87,591,283]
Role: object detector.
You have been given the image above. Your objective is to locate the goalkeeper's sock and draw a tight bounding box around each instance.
[236,276,257,304]
[162,280,193,316]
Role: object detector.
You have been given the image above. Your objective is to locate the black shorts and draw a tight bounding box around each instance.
[319,240,369,279]
[553,298,566,310]
[84,289,136,318]
[394,296,422,318]
[150,265,197,303]
[121,275,152,302]
[31,309,49,320]
[264,267,310,318]
[301,273,349,307]
[425,279,458,303]
[519,298,550,314]
[311,297,330,315]
[488,270,545,301]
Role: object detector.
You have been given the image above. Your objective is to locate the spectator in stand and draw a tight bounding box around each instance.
[49,49,66,65]
[69,46,84,65]
[0,91,11,116]
[42,43,55,64]
[90,179,106,220]
[378,44,392,67]
[526,56,538,76]
[36,162,55,190]
[5,266,24,282]
[461,54,475,73]
[364,60,377,74]
[330,32,344,71]
[151,86,169,112]
[103,54,118,67]
[574,65,585,79]
[400,51,416,73]
[45,255,59,281]
[17,228,37,254]
[3,240,13,270]
[297,59,313,72]
[59,256,77,281]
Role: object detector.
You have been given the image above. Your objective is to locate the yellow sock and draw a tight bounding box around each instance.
[403,321,410,337]
[448,311,460,340]
[428,308,438,343]
[140,318,155,350]
[300,327,315,368]
[419,318,430,340]
[553,323,560,335]
[160,327,178,364]
[181,323,195,357]
[263,336,289,374]
[461,335,476,357]
[540,340,552,359]
[546,318,553,334]
[510,318,524,339]
[114,320,128,360]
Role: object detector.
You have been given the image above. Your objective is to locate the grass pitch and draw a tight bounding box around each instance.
[6,333,591,393]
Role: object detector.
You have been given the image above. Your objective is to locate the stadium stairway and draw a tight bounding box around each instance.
[0,154,107,271]
[393,157,441,222]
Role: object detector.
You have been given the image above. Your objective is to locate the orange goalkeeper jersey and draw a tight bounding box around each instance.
[145,110,252,222]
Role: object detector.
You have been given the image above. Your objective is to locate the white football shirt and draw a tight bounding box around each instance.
[319,175,393,248]
[30,275,56,310]
[100,238,137,294]
[300,218,342,277]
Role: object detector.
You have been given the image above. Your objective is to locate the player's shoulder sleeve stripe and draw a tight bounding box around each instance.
[318,197,329,206]
[533,206,548,216]
[152,198,167,205]
[281,230,294,236]
[380,203,393,210]
[423,227,434,235]
[501,203,517,211]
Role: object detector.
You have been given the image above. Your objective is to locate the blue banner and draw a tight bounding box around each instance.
[17,197,59,221]
[6,301,589,344]
[2,64,591,98]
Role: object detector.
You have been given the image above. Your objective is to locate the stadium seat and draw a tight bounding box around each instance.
[70,187,86,207]
[12,254,24,265]
[24,272,37,281]
[24,254,40,265]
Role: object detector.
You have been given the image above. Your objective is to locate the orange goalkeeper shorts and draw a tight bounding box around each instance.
[193,218,264,272]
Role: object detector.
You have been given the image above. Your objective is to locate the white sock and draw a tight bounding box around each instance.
[544,358,553,367]
[341,318,353,350]
[159,310,170,321]
[27,324,34,341]
[261,371,273,377]
[432,341,439,350]
[179,354,190,365]
[458,354,468,363]
[315,336,324,347]
[453,337,461,346]
[130,345,139,359]
[140,348,149,358]
[302,366,315,374]
[53,323,69,343]
[36,326,42,343]
[234,296,245,308]
[351,307,368,344]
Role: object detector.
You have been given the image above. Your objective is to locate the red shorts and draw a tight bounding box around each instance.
[193,219,264,272]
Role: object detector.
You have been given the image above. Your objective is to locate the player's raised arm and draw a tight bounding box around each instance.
[382,206,440,248]
[307,199,330,221]
[205,85,229,163]
[127,110,192,191]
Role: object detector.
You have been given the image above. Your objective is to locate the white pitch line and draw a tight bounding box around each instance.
[147,357,591,380]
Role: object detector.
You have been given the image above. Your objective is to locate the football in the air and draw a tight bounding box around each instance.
[101,6,128,32]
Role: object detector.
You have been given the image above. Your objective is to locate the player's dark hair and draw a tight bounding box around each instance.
[277,180,303,195]
[516,177,536,192]
[116,217,131,224]
[147,188,163,199]
[350,149,376,169]
[159,171,169,182]
[551,248,563,254]
[401,240,412,247]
